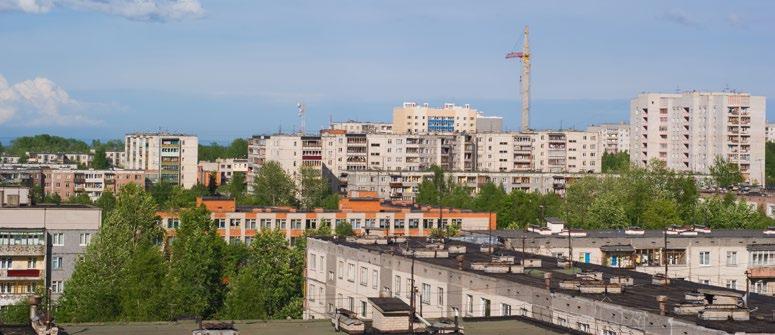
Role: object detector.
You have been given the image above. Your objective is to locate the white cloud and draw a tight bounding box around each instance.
[0,0,203,21]
[0,74,100,126]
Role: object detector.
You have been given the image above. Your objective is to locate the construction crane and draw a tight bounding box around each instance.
[506,25,530,131]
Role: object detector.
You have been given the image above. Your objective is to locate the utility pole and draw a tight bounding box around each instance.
[663,229,669,286]
[566,226,573,269]
[506,25,531,131]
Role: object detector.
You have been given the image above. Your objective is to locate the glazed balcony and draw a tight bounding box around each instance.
[0,245,45,256]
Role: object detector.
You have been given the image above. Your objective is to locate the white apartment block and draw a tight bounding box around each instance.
[630,92,765,184]
[247,130,601,194]
[766,123,775,143]
[124,133,198,188]
[105,151,126,168]
[392,102,502,134]
[586,123,630,154]
[331,121,393,134]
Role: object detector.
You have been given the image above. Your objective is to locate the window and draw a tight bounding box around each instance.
[52,233,64,246]
[338,261,344,279]
[0,283,10,293]
[79,233,92,246]
[167,218,180,229]
[27,258,37,269]
[372,270,378,289]
[309,284,316,302]
[480,298,491,317]
[501,303,511,316]
[726,251,737,266]
[699,251,711,266]
[360,267,368,286]
[394,275,401,297]
[421,283,431,304]
[577,323,590,332]
[260,219,272,229]
[754,280,766,294]
[465,295,473,316]
[726,280,737,290]
[310,253,317,271]
[557,317,568,327]
[215,219,226,228]
[319,287,324,305]
[348,297,354,312]
[347,263,355,282]
[0,257,10,269]
[319,256,324,272]
[406,279,412,298]
[52,256,63,270]
[51,281,63,293]
[361,301,367,317]
[246,219,256,229]
[337,293,343,308]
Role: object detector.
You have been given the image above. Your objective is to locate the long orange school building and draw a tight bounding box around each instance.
[157,191,496,244]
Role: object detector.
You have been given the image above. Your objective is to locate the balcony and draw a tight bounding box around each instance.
[0,245,45,256]
[1,269,42,279]
[748,267,775,279]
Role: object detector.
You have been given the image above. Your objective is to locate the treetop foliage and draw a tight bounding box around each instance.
[198,139,248,161]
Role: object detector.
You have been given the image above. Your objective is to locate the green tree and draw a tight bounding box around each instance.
[585,193,628,229]
[164,205,225,319]
[709,156,744,188]
[94,191,117,215]
[92,147,110,169]
[18,152,28,163]
[641,198,683,229]
[601,151,630,173]
[57,184,163,322]
[219,230,301,319]
[6,134,90,155]
[67,193,93,205]
[299,167,337,209]
[0,299,30,324]
[766,142,775,186]
[198,139,248,161]
[252,161,296,207]
[222,172,247,202]
[415,180,439,206]
[335,221,354,238]
[119,243,168,321]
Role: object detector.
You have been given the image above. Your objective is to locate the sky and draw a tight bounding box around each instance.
[0,0,773,143]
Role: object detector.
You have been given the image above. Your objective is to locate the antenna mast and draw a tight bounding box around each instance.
[506,25,531,131]
[297,102,306,135]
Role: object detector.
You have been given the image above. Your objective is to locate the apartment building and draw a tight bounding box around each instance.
[124,132,198,188]
[0,155,20,164]
[247,130,601,193]
[0,166,47,187]
[587,123,630,154]
[490,222,775,296]
[26,152,92,166]
[0,204,101,306]
[331,121,393,134]
[306,236,775,334]
[105,150,126,168]
[766,123,775,143]
[197,158,249,187]
[157,193,495,245]
[44,169,145,201]
[341,170,584,200]
[392,102,502,134]
[630,92,765,184]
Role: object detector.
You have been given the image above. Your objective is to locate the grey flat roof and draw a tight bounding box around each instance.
[58,319,568,335]
[320,236,775,334]
[483,228,775,240]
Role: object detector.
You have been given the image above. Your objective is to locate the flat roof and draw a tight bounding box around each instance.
[485,228,775,240]
[319,236,775,334]
[58,319,568,335]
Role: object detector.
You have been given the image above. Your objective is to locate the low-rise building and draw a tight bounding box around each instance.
[26,152,93,166]
[0,204,101,306]
[197,158,249,188]
[157,193,495,245]
[306,235,775,334]
[44,169,146,201]
[105,151,126,168]
[489,221,775,296]
[0,186,31,206]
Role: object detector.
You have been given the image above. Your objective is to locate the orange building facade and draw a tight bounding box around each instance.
[157,192,496,244]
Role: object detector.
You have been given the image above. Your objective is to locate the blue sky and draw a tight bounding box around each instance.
[0,0,773,143]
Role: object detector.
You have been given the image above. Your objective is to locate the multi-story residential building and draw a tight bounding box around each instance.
[247,130,601,193]
[341,170,585,200]
[306,236,775,334]
[124,132,198,188]
[0,203,101,306]
[25,153,92,166]
[105,151,126,168]
[489,221,775,295]
[392,102,502,134]
[197,158,250,187]
[0,166,47,187]
[157,193,495,245]
[0,155,20,164]
[766,123,775,143]
[0,186,31,206]
[587,122,630,154]
[630,92,766,184]
[43,169,145,201]
[331,121,393,134]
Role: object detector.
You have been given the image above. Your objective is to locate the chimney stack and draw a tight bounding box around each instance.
[657,295,669,316]
[544,272,553,290]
